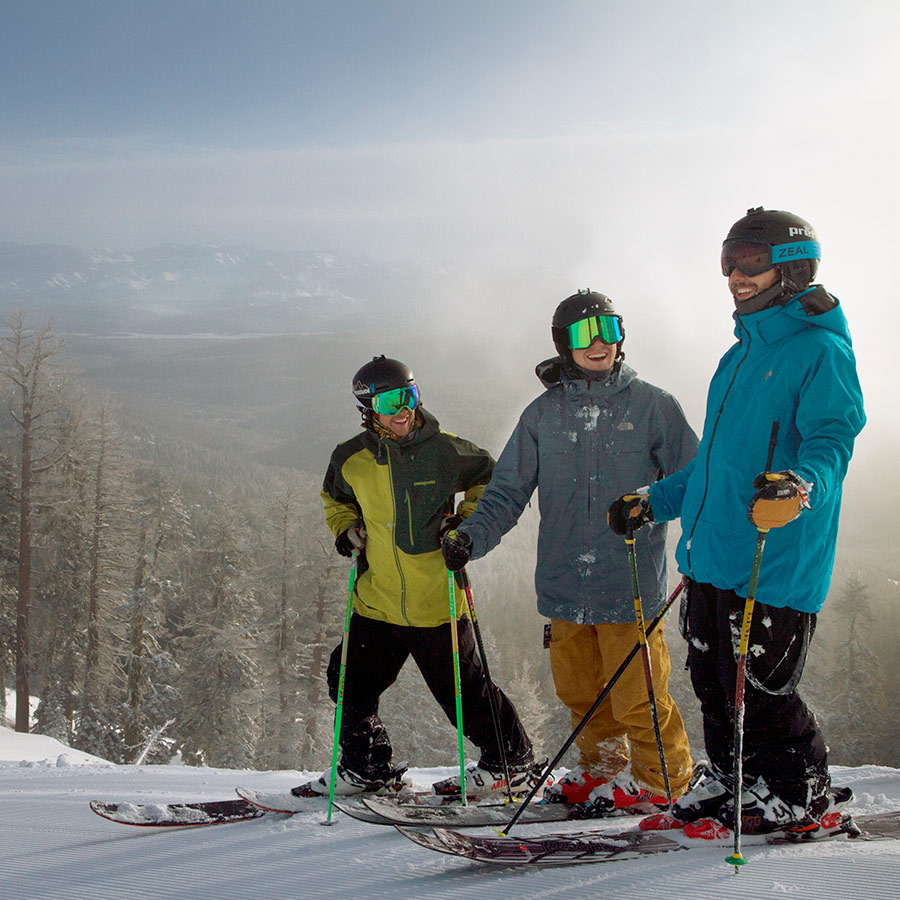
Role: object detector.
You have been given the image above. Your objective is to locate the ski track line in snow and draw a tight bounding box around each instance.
[3,757,900,900]
[5,796,900,900]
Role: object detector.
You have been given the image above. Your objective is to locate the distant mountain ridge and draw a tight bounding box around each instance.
[0,242,421,335]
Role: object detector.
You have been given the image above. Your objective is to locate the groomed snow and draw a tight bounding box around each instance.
[2,724,899,900]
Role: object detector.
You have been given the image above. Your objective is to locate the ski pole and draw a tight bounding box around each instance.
[726,419,779,871]
[502,579,685,835]
[448,569,468,806]
[460,567,512,802]
[324,556,356,826]
[626,519,673,810]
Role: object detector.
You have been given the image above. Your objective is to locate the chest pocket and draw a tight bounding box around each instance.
[405,477,446,545]
[538,412,590,502]
[390,443,455,553]
[602,422,644,455]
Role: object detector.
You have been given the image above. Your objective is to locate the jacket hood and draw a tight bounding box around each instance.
[363,405,440,455]
[733,285,853,348]
[536,355,637,395]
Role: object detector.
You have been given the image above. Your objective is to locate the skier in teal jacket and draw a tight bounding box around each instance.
[609,208,866,836]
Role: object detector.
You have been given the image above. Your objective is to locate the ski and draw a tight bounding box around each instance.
[397,810,900,866]
[360,794,604,828]
[234,787,400,825]
[90,788,399,828]
[90,798,267,828]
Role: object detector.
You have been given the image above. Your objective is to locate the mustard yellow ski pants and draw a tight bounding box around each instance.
[549,618,693,796]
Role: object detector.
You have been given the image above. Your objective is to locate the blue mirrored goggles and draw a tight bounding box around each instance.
[721,239,821,277]
[566,315,623,350]
[371,384,420,415]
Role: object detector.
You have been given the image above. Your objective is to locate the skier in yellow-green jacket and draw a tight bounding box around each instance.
[295,356,541,800]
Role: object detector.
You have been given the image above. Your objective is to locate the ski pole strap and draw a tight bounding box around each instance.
[458,568,476,621]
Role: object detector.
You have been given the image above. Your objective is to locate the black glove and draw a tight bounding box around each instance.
[748,470,811,530]
[438,514,463,540]
[335,522,367,557]
[607,493,653,536]
[441,529,472,572]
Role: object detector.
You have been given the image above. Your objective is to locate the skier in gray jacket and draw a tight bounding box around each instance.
[443,290,698,811]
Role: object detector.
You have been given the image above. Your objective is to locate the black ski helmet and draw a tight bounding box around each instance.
[352,356,416,409]
[551,290,625,362]
[723,207,820,294]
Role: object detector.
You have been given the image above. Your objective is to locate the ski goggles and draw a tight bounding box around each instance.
[566,314,623,350]
[721,239,822,277]
[371,384,420,415]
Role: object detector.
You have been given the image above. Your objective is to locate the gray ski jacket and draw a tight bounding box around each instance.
[460,358,698,624]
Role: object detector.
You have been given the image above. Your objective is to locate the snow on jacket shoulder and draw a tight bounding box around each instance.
[321,407,494,627]
[649,287,866,613]
[461,358,698,624]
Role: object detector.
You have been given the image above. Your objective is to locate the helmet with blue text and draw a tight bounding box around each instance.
[721,207,820,294]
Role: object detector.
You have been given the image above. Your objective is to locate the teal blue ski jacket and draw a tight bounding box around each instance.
[649,286,865,613]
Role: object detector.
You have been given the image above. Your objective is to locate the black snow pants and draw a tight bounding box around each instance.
[684,580,828,810]
[326,613,532,776]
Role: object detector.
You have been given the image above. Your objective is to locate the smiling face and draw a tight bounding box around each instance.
[570,337,617,373]
[728,265,781,304]
[375,407,415,437]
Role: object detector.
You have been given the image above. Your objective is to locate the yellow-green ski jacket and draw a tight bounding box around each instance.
[321,407,494,627]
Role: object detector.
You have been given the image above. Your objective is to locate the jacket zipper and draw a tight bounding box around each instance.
[384,448,411,624]
[405,489,415,549]
[685,322,752,576]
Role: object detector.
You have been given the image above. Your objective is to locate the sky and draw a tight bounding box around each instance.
[2,0,899,443]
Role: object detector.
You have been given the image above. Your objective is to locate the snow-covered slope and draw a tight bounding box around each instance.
[2,725,899,900]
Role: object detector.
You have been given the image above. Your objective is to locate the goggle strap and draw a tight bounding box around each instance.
[771,240,822,263]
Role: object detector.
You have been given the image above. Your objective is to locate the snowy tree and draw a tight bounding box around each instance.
[809,575,887,765]
[254,478,304,770]
[175,507,262,768]
[295,559,344,768]
[0,450,17,724]
[119,478,187,762]
[0,310,68,731]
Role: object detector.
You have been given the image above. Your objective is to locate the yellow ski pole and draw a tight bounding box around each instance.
[726,419,779,870]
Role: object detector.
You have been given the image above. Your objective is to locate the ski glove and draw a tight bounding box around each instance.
[438,514,464,540]
[748,470,812,530]
[441,529,472,572]
[607,493,653,536]
[335,522,367,557]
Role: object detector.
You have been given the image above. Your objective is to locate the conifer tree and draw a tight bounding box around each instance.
[176,507,262,767]
[0,310,67,731]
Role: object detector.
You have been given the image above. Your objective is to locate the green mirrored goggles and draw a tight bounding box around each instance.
[566,315,623,350]
[371,384,420,415]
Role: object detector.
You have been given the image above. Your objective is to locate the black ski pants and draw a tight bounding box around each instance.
[326,613,532,775]
[684,580,828,810]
